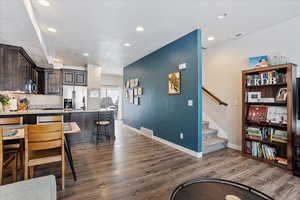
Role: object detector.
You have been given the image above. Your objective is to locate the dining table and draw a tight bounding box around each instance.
[3,122,80,181]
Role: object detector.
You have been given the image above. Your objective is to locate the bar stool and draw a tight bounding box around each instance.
[0,117,24,171]
[95,118,110,145]
[0,127,18,185]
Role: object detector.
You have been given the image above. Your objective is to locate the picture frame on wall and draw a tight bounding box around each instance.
[126,81,130,88]
[137,87,143,96]
[130,79,135,88]
[129,89,134,104]
[135,79,139,87]
[134,97,139,105]
[168,72,181,95]
[134,88,138,96]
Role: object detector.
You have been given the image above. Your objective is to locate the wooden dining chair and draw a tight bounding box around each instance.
[0,117,24,170]
[0,127,18,185]
[24,122,65,190]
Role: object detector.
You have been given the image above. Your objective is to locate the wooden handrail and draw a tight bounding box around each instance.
[202,87,228,106]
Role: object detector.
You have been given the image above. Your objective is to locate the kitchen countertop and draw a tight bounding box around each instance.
[0,109,114,115]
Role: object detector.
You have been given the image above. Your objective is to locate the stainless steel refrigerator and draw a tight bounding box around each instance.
[63,85,88,110]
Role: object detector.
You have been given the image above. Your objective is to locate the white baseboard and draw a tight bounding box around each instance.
[227,143,242,151]
[123,124,202,158]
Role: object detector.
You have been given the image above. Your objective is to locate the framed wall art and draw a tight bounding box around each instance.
[168,72,181,95]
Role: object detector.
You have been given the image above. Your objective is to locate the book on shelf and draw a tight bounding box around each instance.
[247,106,268,122]
[246,70,286,86]
[271,129,288,143]
[245,141,288,165]
[247,105,287,124]
[245,126,287,144]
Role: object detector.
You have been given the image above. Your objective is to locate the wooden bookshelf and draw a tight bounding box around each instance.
[242,63,297,170]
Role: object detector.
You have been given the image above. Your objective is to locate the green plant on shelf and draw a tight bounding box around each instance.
[0,94,10,106]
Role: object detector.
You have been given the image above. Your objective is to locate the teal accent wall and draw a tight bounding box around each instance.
[123,30,202,152]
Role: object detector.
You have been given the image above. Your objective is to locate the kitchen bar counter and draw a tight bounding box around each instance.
[0,109,115,145]
[0,108,114,115]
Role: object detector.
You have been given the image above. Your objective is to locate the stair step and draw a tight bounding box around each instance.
[202,128,218,140]
[203,137,228,154]
[202,121,209,129]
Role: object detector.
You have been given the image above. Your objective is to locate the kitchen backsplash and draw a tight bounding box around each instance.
[0,91,63,109]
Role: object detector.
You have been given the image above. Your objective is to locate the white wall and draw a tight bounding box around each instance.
[203,16,300,150]
[101,74,123,87]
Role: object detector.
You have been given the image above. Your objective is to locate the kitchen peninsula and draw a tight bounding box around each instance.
[0,109,115,144]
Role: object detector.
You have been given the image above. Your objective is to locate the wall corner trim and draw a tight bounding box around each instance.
[123,124,203,158]
[227,143,242,151]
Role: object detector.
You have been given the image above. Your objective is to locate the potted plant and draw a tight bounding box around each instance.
[0,94,10,112]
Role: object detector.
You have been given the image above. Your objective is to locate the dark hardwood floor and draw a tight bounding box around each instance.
[33,121,300,199]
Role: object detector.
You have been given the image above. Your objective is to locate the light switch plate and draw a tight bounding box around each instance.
[188,100,193,106]
[179,63,187,70]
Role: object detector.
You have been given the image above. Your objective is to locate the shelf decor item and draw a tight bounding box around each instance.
[242,63,297,171]
[0,94,10,112]
[275,88,288,102]
[168,72,181,95]
[249,56,269,68]
[247,92,261,102]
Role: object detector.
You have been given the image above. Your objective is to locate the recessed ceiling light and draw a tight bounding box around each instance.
[38,0,50,7]
[124,43,131,47]
[47,27,57,33]
[207,36,215,41]
[136,26,144,32]
[217,13,228,20]
[83,53,89,56]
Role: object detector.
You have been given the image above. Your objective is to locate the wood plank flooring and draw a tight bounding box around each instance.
[33,121,300,200]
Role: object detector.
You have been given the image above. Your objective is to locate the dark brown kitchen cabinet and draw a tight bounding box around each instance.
[62,69,75,85]
[44,69,62,95]
[0,44,37,92]
[62,69,87,86]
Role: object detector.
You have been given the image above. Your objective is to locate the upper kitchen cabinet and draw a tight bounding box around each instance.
[44,69,63,95]
[0,44,37,92]
[62,69,87,86]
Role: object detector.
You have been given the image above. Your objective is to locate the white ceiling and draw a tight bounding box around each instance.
[1,0,300,74]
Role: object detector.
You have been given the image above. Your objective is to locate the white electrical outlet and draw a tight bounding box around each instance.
[180,133,184,139]
[188,100,193,106]
[178,63,187,70]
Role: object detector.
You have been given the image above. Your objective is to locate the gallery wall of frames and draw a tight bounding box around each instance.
[124,78,143,105]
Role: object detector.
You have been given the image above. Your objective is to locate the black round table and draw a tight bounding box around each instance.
[170,179,273,200]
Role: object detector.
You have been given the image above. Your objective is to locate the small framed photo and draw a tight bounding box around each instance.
[248,92,261,102]
[130,80,135,88]
[134,88,138,96]
[168,72,181,95]
[137,87,143,96]
[126,81,130,88]
[135,79,139,87]
[129,89,134,104]
[134,97,139,105]
[276,88,288,102]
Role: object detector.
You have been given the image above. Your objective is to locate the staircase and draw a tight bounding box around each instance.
[202,121,228,154]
